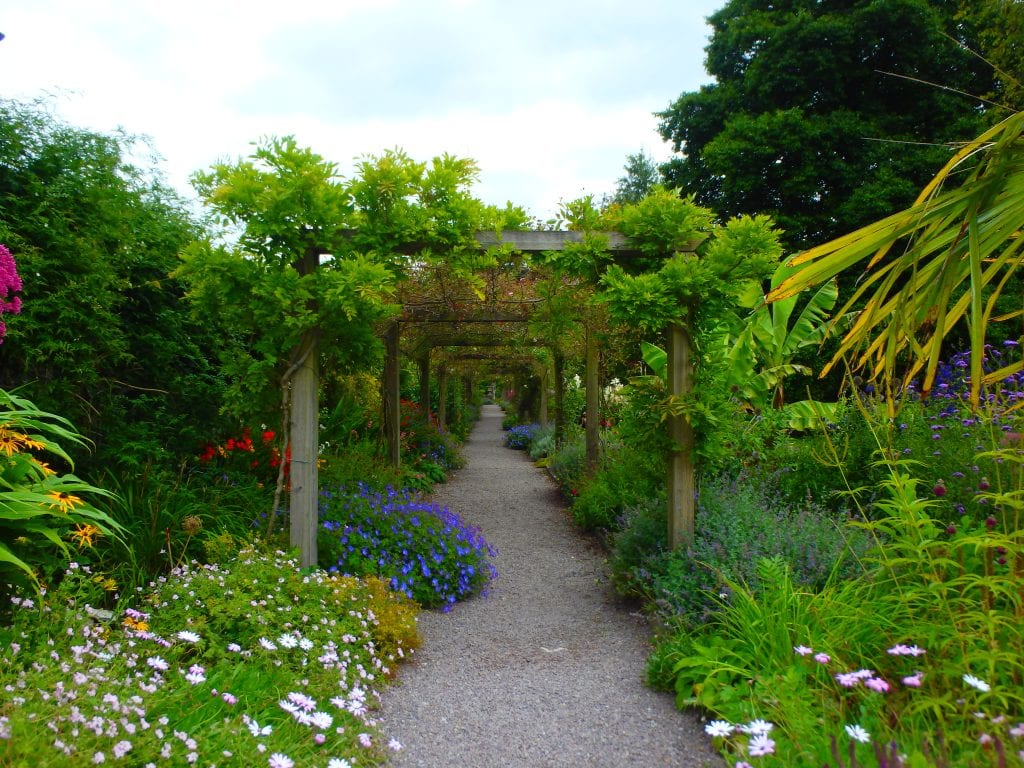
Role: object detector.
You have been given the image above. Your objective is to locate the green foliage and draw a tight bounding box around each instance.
[601,197,782,332]
[177,137,400,424]
[89,466,269,593]
[571,440,664,532]
[0,390,122,592]
[546,432,587,497]
[0,98,230,473]
[658,0,994,250]
[620,472,866,627]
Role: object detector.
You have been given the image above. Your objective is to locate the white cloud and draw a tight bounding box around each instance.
[0,0,720,219]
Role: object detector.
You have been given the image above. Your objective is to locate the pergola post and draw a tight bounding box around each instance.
[289,247,320,569]
[553,350,565,446]
[437,363,448,431]
[418,350,431,422]
[383,321,401,468]
[538,362,549,429]
[585,324,600,473]
[666,321,696,548]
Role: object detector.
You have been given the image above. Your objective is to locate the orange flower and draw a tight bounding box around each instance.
[68,523,101,548]
[46,490,83,513]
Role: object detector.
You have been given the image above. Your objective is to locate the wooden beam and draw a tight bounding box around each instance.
[475,229,644,254]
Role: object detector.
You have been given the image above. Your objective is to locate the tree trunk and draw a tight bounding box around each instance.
[667,321,696,548]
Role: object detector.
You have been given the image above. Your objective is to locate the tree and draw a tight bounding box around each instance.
[657,0,995,250]
[0,99,229,472]
[959,0,1024,112]
[613,150,661,205]
[770,109,1024,408]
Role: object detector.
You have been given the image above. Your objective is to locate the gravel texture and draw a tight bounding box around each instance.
[378,405,722,768]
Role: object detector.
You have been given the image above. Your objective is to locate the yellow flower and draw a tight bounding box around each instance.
[92,574,117,592]
[21,436,46,451]
[0,426,26,457]
[33,459,56,476]
[68,523,101,548]
[123,616,149,632]
[46,490,83,513]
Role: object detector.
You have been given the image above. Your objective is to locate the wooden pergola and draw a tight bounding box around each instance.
[289,229,697,567]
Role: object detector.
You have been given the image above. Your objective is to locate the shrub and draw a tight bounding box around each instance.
[504,423,540,450]
[546,432,586,497]
[571,440,663,532]
[639,472,868,627]
[0,389,123,594]
[318,485,497,609]
[528,425,555,460]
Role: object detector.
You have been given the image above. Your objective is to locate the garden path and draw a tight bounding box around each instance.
[378,404,721,767]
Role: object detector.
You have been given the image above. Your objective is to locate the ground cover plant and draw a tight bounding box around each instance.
[318,484,496,610]
[0,547,419,767]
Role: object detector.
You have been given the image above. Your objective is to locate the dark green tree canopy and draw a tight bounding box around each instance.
[658,0,995,250]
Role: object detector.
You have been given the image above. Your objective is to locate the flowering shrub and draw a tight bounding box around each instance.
[0,244,22,344]
[0,389,122,592]
[0,548,414,766]
[318,484,496,609]
[198,426,289,488]
[504,423,540,450]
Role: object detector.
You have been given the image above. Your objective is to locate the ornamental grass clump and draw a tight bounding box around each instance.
[318,484,496,610]
[0,548,416,767]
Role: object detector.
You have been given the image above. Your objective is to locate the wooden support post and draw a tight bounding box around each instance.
[667,321,696,548]
[418,351,431,422]
[585,325,599,473]
[538,363,549,429]
[290,330,319,568]
[289,247,320,569]
[383,322,401,468]
[437,364,448,431]
[553,350,565,446]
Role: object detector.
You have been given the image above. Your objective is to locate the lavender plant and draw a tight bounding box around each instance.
[318,485,497,609]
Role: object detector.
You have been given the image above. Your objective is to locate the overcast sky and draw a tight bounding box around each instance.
[1,0,721,221]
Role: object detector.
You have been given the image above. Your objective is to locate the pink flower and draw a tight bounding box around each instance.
[902,673,923,688]
[814,653,830,664]
[865,677,890,693]
[794,645,813,656]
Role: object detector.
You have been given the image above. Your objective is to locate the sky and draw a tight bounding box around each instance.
[1,0,722,221]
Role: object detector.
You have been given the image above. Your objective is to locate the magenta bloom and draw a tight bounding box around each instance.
[0,244,22,344]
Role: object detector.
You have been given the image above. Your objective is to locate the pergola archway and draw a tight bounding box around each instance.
[290,229,697,567]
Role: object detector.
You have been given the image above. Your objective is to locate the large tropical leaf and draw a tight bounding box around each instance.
[769,111,1024,408]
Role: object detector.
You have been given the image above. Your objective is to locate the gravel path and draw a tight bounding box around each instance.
[378,404,722,768]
